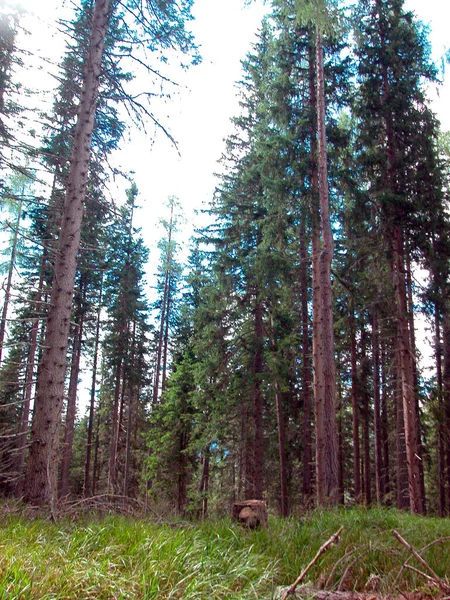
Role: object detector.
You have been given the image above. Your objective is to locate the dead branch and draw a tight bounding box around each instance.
[404,564,440,586]
[392,529,450,594]
[281,527,344,600]
[324,547,358,589]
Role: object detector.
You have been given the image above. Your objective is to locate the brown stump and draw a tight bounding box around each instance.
[232,499,268,529]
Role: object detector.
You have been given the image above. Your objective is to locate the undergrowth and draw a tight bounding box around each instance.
[0,506,449,599]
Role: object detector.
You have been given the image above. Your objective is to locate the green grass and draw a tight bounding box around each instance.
[0,506,449,599]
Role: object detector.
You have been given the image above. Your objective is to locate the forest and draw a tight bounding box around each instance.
[0,0,449,521]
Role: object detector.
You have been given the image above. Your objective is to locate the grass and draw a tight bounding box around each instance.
[0,506,449,599]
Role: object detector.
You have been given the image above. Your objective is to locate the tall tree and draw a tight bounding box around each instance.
[24,0,198,506]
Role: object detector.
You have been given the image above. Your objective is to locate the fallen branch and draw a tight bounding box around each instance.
[281,527,344,600]
[392,529,450,594]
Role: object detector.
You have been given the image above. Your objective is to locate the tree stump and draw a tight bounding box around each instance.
[232,499,268,529]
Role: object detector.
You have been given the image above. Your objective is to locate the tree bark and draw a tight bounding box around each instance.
[372,309,384,502]
[313,28,339,506]
[59,310,84,499]
[275,381,289,516]
[252,298,264,500]
[300,225,313,500]
[350,303,361,502]
[24,0,111,506]
[83,278,102,497]
[393,227,424,514]
[0,202,21,367]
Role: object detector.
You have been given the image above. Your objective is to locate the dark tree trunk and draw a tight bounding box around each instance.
[252,298,264,500]
[59,309,84,499]
[300,225,313,500]
[395,347,409,509]
[275,381,289,516]
[198,447,210,519]
[435,307,446,515]
[350,304,361,503]
[360,327,371,505]
[393,228,424,513]
[0,203,21,367]
[442,311,450,511]
[108,357,123,492]
[24,0,111,506]
[15,257,46,497]
[83,279,102,497]
[372,310,384,502]
[313,27,339,506]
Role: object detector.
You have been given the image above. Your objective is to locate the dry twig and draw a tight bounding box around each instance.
[392,529,450,594]
[281,526,344,600]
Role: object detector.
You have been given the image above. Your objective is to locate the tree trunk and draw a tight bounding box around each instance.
[275,381,289,516]
[15,255,46,497]
[252,298,264,500]
[198,447,210,519]
[314,28,339,506]
[350,303,361,502]
[83,278,102,497]
[108,357,123,492]
[0,202,21,367]
[59,311,84,499]
[372,310,384,503]
[123,320,136,497]
[24,0,111,506]
[395,346,409,509]
[442,310,450,511]
[360,327,371,505]
[393,227,424,514]
[300,225,313,500]
[153,203,174,405]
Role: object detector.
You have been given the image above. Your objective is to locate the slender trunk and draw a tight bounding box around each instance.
[15,255,46,497]
[350,303,361,502]
[435,307,446,515]
[275,380,288,516]
[199,448,210,519]
[59,311,84,498]
[361,327,371,505]
[372,310,384,502]
[83,279,103,496]
[123,320,136,497]
[108,357,123,492]
[314,29,339,505]
[0,203,21,366]
[252,297,264,500]
[300,225,313,500]
[443,311,450,511]
[395,346,409,509]
[153,205,174,405]
[406,250,426,510]
[24,0,111,506]
[161,273,172,394]
[380,341,390,499]
[393,228,423,513]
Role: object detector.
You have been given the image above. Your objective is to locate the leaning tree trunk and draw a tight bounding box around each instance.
[24,0,111,506]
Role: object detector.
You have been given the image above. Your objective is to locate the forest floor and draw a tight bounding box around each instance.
[0,504,449,599]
